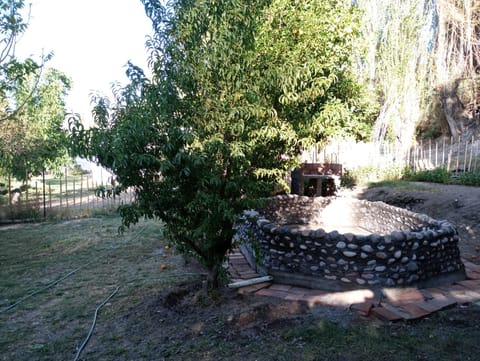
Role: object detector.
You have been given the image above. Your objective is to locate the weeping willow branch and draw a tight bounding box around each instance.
[357,0,480,145]
[357,0,436,148]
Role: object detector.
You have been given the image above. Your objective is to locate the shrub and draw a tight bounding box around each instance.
[340,169,357,188]
[402,167,450,184]
[341,165,403,186]
[457,172,480,186]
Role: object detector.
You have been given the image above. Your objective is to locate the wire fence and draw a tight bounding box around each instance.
[0,172,134,222]
[3,136,480,221]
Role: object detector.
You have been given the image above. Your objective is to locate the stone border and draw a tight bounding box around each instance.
[234,195,465,291]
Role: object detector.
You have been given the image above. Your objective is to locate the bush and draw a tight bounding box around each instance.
[402,167,450,184]
[341,169,357,188]
[341,165,403,186]
[457,172,480,186]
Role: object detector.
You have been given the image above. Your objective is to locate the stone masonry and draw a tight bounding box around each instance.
[234,195,465,291]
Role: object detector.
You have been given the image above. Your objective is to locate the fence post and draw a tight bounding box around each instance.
[447,137,453,171]
[455,136,461,173]
[429,139,432,169]
[23,186,28,215]
[65,168,68,209]
[413,143,417,171]
[468,136,474,172]
[87,176,91,208]
[8,174,12,207]
[420,139,424,170]
[42,169,46,220]
[35,181,39,215]
[406,146,411,169]
[442,137,446,167]
[73,177,76,207]
[59,178,63,207]
[80,174,83,208]
[475,140,479,172]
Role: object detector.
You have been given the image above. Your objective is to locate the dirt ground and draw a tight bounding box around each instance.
[4,186,480,361]
[79,182,480,361]
[357,182,480,263]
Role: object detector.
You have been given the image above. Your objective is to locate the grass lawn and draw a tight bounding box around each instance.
[0,215,197,360]
[1,215,480,360]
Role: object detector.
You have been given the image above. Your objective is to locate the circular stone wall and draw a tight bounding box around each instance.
[234,195,465,291]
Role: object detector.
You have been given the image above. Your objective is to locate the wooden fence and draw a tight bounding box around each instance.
[303,136,480,174]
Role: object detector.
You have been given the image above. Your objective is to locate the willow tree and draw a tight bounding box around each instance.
[434,0,480,140]
[69,0,372,289]
[357,0,480,144]
[356,0,438,148]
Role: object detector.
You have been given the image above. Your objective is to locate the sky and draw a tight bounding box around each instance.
[16,0,153,121]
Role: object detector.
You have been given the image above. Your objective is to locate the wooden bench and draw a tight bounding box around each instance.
[294,163,343,197]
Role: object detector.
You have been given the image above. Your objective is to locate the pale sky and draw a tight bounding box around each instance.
[16,0,152,120]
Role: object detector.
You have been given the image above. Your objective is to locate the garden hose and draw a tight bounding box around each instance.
[73,286,120,361]
[1,224,148,313]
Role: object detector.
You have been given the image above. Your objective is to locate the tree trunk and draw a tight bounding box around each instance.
[439,80,464,139]
[206,263,220,291]
[443,100,459,139]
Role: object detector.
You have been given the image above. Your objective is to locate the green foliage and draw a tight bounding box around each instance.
[68,164,87,176]
[456,172,480,187]
[0,1,67,181]
[0,0,26,35]
[0,68,71,181]
[342,165,404,186]
[256,0,375,143]
[402,167,451,184]
[340,169,357,188]
[69,0,371,289]
[0,1,53,122]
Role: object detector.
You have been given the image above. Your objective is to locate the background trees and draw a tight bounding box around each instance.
[69,0,373,289]
[357,0,480,147]
[0,0,48,122]
[0,68,71,182]
[0,0,70,183]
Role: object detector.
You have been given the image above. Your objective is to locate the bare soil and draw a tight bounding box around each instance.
[357,182,480,263]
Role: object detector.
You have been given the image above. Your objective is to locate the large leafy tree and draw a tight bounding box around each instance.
[69,0,372,289]
[256,0,374,142]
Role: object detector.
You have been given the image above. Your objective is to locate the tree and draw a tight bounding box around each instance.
[0,0,50,122]
[69,0,372,290]
[256,0,375,143]
[0,67,71,181]
[0,1,68,183]
[356,0,480,144]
